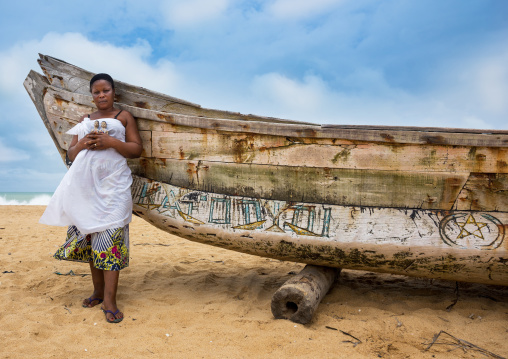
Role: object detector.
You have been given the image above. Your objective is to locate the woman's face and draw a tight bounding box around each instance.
[91,79,115,110]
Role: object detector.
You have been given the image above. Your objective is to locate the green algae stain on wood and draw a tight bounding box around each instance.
[332,147,352,164]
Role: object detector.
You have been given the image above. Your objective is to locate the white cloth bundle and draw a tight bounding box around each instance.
[40,118,132,234]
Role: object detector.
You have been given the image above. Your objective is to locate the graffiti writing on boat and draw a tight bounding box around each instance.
[132,176,506,251]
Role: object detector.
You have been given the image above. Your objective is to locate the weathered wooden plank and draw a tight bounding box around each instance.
[127,157,473,210]
[130,175,508,251]
[45,113,507,207]
[46,86,508,147]
[322,124,508,135]
[150,130,508,173]
[24,71,67,163]
[38,54,198,106]
[45,113,75,150]
[136,117,221,135]
[131,107,508,147]
[139,131,152,158]
[44,107,508,176]
[39,55,508,137]
[42,83,508,212]
[38,54,310,125]
[456,173,508,211]
[43,88,507,174]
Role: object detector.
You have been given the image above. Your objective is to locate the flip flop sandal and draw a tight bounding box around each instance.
[102,308,124,323]
[82,297,103,308]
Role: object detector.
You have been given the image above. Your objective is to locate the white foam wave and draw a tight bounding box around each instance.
[0,194,52,205]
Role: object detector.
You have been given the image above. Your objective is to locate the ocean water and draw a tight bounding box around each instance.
[0,192,53,205]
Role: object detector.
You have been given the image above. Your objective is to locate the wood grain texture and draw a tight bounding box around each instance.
[37,54,309,125]
[127,157,475,210]
[150,130,508,173]
[40,70,508,147]
[456,173,508,211]
[37,78,508,212]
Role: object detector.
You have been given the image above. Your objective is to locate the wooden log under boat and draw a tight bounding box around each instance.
[25,54,508,286]
[271,265,339,324]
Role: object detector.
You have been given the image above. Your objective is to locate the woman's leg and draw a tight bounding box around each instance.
[82,260,105,307]
[90,226,128,322]
[102,270,123,322]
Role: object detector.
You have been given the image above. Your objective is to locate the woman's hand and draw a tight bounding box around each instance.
[67,134,97,161]
[85,123,142,158]
[85,132,114,151]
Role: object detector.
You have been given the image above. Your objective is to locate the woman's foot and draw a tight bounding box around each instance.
[101,305,124,323]
[82,295,104,308]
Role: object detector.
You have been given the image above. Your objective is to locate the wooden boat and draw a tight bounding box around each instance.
[25,54,508,285]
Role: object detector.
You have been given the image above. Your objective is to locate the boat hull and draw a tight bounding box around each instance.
[24,54,508,285]
[131,175,508,285]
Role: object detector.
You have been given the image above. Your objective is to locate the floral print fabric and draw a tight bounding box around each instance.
[54,225,129,271]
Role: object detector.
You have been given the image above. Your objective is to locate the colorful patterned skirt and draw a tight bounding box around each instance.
[54,225,129,271]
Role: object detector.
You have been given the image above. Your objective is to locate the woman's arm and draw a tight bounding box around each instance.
[67,115,93,162]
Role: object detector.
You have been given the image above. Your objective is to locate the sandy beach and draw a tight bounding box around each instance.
[1,205,507,358]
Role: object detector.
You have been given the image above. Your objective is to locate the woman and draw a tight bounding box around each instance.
[40,73,142,323]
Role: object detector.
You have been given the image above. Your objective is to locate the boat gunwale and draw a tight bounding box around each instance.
[37,54,508,137]
[40,81,508,148]
[37,54,317,126]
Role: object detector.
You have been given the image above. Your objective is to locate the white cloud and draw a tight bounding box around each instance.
[425,43,508,128]
[474,54,508,114]
[248,71,422,125]
[247,69,502,129]
[0,138,30,162]
[0,32,181,98]
[266,0,345,20]
[461,116,493,130]
[252,73,328,113]
[161,0,231,29]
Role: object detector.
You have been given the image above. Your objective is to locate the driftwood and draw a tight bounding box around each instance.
[271,265,340,324]
[424,331,506,358]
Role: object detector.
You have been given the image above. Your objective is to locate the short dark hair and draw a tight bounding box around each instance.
[90,73,115,91]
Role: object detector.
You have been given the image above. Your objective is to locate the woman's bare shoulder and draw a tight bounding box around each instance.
[117,109,135,127]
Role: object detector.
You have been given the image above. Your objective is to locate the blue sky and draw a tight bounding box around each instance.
[0,0,507,192]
